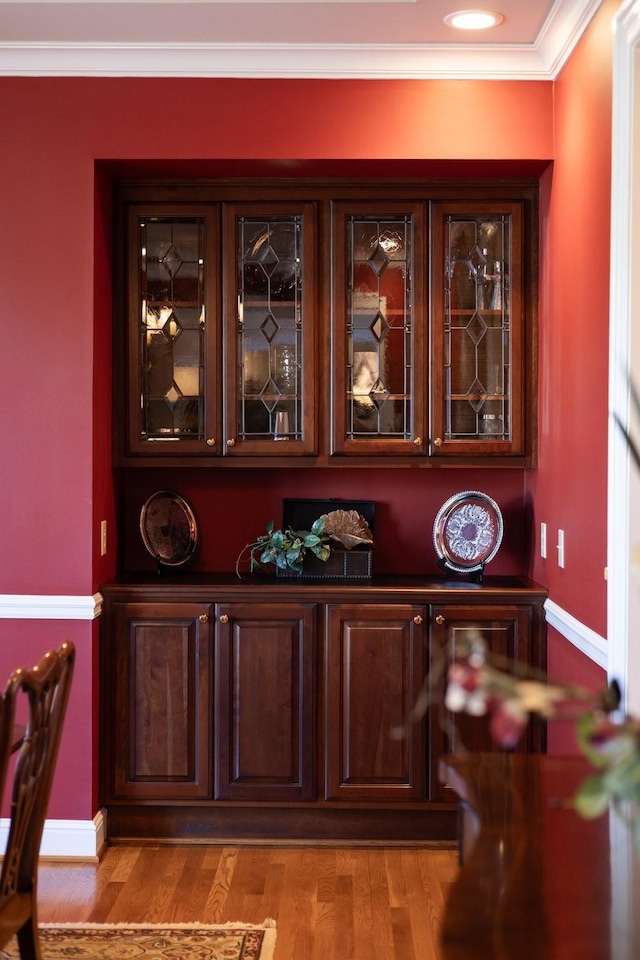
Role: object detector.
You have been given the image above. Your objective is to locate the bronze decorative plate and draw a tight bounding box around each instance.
[433,490,503,574]
[140,491,198,567]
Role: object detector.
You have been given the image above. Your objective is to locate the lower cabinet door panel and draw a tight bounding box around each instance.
[215,601,316,801]
[112,601,213,800]
[324,603,427,802]
[430,603,535,801]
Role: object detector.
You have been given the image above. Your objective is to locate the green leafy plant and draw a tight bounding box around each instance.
[235,518,331,577]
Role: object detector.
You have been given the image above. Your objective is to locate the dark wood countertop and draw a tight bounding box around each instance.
[439,753,640,960]
[100,573,548,604]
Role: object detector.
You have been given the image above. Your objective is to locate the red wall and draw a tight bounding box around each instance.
[527,0,619,716]
[0,67,605,821]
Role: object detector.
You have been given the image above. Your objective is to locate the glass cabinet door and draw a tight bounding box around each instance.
[430,202,524,458]
[126,206,220,456]
[222,203,316,456]
[331,202,426,457]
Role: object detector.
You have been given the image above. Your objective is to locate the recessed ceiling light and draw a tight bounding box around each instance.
[444,10,505,30]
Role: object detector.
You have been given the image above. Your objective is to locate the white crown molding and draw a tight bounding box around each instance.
[536,0,604,76]
[0,0,604,80]
[0,41,552,79]
[544,598,608,670]
[0,809,106,860]
[0,593,103,620]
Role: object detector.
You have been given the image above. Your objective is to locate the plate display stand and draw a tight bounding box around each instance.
[433,490,503,580]
[436,555,486,583]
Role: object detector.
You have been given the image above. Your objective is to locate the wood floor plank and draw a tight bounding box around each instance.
[35,844,459,959]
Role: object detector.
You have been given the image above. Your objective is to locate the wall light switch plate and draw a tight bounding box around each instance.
[557,529,565,568]
[100,520,108,557]
[540,522,547,559]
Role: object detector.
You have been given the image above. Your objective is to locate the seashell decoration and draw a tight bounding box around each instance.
[321,510,374,550]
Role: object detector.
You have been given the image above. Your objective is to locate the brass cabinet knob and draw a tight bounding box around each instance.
[226,438,235,447]
[413,437,422,447]
[435,614,445,624]
[198,614,209,623]
[206,438,215,447]
[413,615,423,624]
[219,614,229,624]
[433,437,443,447]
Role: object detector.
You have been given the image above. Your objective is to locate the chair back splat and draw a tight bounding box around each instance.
[0,642,75,960]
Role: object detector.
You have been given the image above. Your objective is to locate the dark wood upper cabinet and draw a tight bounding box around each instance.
[330,200,427,457]
[114,180,537,467]
[430,201,526,459]
[124,205,221,458]
[221,203,318,457]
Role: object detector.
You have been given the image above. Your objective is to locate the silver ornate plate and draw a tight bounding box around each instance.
[140,491,198,567]
[433,490,503,574]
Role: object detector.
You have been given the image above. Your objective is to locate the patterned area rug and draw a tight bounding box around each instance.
[0,921,277,960]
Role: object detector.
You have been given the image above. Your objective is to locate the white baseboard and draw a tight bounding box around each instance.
[0,809,106,861]
[544,598,608,670]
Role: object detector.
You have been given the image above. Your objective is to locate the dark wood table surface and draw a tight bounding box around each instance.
[439,753,640,960]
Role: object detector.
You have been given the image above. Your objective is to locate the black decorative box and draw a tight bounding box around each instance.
[277,498,375,580]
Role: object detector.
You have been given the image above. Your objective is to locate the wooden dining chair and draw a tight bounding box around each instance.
[0,641,75,960]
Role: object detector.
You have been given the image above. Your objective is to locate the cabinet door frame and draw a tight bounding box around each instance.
[214,601,316,800]
[222,202,318,457]
[324,602,427,801]
[429,603,540,802]
[124,203,222,458]
[110,601,213,801]
[430,200,525,459]
[330,200,428,458]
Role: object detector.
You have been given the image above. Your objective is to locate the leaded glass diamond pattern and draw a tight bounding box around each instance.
[160,244,183,279]
[347,216,412,439]
[444,214,511,441]
[369,379,390,410]
[465,312,487,345]
[237,216,304,440]
[260,313,280,344]
[140,218,205,440]
[370,242,390,277]
[371,312,389,343]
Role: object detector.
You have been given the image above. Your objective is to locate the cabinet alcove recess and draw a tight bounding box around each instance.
[114,179,538,468]
[100,576,547,842]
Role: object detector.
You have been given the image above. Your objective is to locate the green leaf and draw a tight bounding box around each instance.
[311,517,326,535]
[574,773,611,820]
[259,546,276,565]
[604,755,640,800]
[271,529,285,550]
[304,534,321,548]
[577,712,610,768]
[313,545,331,561]
[285,545,303,565]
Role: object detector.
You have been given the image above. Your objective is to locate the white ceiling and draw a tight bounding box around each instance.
[0,0,605,78]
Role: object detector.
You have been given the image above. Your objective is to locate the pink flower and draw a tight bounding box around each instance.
[488,697,528,748]
[445,662,488,716]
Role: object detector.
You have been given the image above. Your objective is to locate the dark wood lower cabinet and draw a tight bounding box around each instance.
[110,601,213,800]
[430,603,545,802]
[214,601,315,801]
[325,603,426,801]
[100,575,547,842]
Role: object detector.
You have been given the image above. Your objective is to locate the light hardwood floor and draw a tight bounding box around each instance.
[35,844,458,960]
